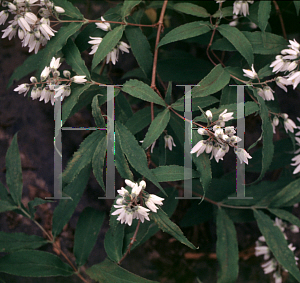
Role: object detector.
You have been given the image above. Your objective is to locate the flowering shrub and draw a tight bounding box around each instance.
[1,0,300,282]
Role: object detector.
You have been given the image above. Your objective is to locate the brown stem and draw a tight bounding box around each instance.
[118,219,141,265]
[272,1,287,40]
[206,27,218,66]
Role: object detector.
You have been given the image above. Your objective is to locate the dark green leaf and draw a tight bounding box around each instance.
[74,207,105,267]
[28,198,54,217]
[294,1,300,16]
[191,64,230,98]
[268,209,300,228]
[216,208,239,283]
[91,94,106,128]
[115,138,134,180]
[172,96,219,111]
[0,232,48,253]
[92,25,124,69]
[86,258,157,282]
[142,108,170,150]
[0,200,18,213]
[217,25,254,66]
[258,1,271,32]
[212,6,233,18]
[92,134,107,191]
[150,208,197,249]
[62,131,104,184]
[158,21,211,47]
[121,0,142,20]
[5,133,22,206]
[115,92,133,123]
[52,0,84,19]
[220,84,238,105]
[52,165,91,237]
[173,3,210,17]
[165,82,172,105]
[62,38,90,79]
[258,64,273,79]
[0,250,74,277]
[115,122,165,194]
[0,181,10,202]
[125,26,153,77]
[122,79,165,106]
[151,165,200,182]
[254,210,300,281]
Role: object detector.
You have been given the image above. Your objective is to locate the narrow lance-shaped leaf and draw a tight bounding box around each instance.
[157,21,211,48]
[0,201,18,213]
[92,94,106,128]
[92,25,124,69]
[62,38,91,79]
[142,108,170,150]
[115,138,134,180]
[122,79,165,106]
[217,24,254,66]
[173,3,210,17]
[150,207,197,250]
[74,207,106,267]
[191,64,230,98]
[294,1,300,16]
[115,121,165,194]
[5,133,22,206]
[0,231,48,253]
[216,208,239,283]
[86,258,158,283]
[121,0,142,20]
[258,1,271,32]
[254,210,300,281]
[268,208,300,228]
[0,250,74,277]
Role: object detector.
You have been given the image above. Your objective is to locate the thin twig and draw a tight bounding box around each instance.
[272,1,287,40]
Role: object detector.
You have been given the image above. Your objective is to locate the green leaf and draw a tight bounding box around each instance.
[212,6,233,18]
[142,108,170,150]
[150,208,197,249]
[171,96,219,112]
[36,22,84,77]
[74,207,105,267]
[92,134,107,192]
[216,208,239,283]
[52,165,91,237]
[151,165,200,182]
[0,232,48,253]
[122,79,165,106]
[268,209,300,228]
[62,131,104,184]
[115,138,134,180]
[115,92,133,123]
[5,133,22,206]
[258,1,271,32]
[62,38,91,79]
[254,210,300,281]
[217,25,254,66]
[165,82,172,105]
[92,25,124,69]
[192,130,212,192]
[268,178,300,207]
[220,84,238,105]
[125,26,153,77]
[191,64,230,98]
[157,21,211,48]
[0,181,10,202]
[173,3,210,17]
[121,0,142,19]
[28,198,54,217]
[86,258,157,283]
[257,64,273,79]
[91,94,106,128]
[104,204,125,263]
[250,88,274,183]
[115,122,165,194]
[0,250,74,277]
[52,0,84,19]
[0,200,18,213]
[294,1,300,16]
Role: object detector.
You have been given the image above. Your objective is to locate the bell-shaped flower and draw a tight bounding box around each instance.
[164,135,176,151]
[191,140,206,157]
[96,17,111,31]
[234,147,252,164]
[243,64,258,79]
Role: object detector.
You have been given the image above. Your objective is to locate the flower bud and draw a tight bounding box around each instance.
[63,70,71,78]
[30,76,37,83]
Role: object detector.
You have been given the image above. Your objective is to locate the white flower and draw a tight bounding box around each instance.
[54,85,71,100]
[224,126,236,136]
[206,110,213,120]
[273,271,282,283]
[282,113,297,133]
[40,87,55,105]
[2,24,17,40]
[263,86,274,101]
[96,16,111,31]
[24,12,38,25]
[287,71,300,89]
[39,18,56,40]
[164,135,176,151]
[205,141,213,154]
[133,206,150,223]
[50,57,61,70]
[233,1,254,17]
[71,76,87,84]
[106,48,118,65]
[272,116,279,134]
[54,6,65,14]
[31,87,42,100]
[191,140,206,157]
[270,55,286,73]
[288,39,300,50]
[243,64,258,79]
[88,36,103,54]
[117,187,129,197]
[0,10,9,25]
[255,245,270,260]
[275,76,292,92]
[112,205,134,226]
[234,147,252,164]
[125,179,136,188]
[197,128,208,135]
[256,88,265,100]
[118,41,130,54]
[261,258,277,274]
[40,66,50,81]
[219,109,234,122]
[281,48,299,60]
[292,154,300,174]
[145,194,164,212]
[14,83,30,96]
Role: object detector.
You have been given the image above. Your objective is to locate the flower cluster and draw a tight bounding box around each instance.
[233,1,254,17]
[291,118,300,174]
[14,57,87,105]
[191,109,252,164]
[1,0,65,54]
[88,17,130,65]
[112,179,164,226]
[255,218,299,282]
